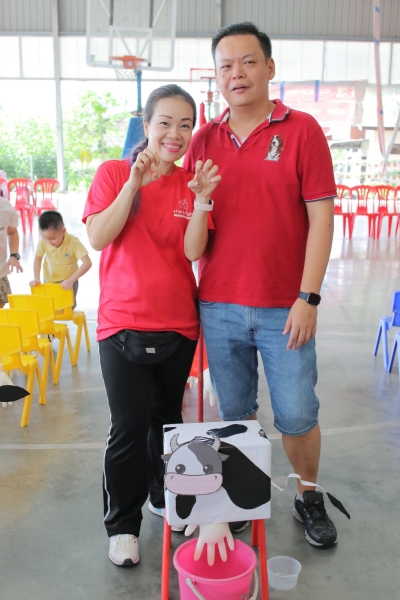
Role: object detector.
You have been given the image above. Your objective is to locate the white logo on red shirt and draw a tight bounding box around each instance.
[266,135,283,161]
[174,198,192,220]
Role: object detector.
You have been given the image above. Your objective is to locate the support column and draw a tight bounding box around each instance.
[51,0,66,191]
[373,0,385,158]
[215,0,222,30]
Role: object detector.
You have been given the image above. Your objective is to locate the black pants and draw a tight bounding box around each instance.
[99,333,197,537]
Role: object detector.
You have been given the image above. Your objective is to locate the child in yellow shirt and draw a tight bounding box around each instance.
[30,211,92,308]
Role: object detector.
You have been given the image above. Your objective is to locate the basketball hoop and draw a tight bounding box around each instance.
[190,68,221,122]
[109,55,146,81]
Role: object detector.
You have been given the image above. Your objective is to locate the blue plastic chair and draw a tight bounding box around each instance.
[388,331,400,376]
[374,291,400,370]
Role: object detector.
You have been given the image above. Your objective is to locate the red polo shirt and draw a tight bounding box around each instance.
[83,160,207,341]
[184,99,336,308]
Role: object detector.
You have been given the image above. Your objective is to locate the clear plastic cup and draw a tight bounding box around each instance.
[267,556,302,590]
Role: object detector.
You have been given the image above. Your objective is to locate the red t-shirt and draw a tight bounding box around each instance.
[184,99,337,308]
[83,159,206,341]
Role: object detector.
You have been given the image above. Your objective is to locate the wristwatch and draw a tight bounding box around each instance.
[194,199,214,212]
[298,291,321,306]
[10,253,21,260]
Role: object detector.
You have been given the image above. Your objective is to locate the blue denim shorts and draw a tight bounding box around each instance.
[199,302,320,436]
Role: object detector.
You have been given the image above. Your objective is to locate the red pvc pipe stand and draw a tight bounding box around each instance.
[161,520,172,600]
[197,258,204,423]
[161,519,269,599]
[252,519,270,599]
[197,327,204,423]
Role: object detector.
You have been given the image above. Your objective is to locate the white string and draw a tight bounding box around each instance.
[271,473,328,495]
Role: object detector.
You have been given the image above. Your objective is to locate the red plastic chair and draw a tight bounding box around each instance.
[349,185,377,238]
[33,179,59,216]
[375,185,396,239]
[335,185,352,236]
[7,178,33,234]
[395,187,400,236]
[0,177,8,199]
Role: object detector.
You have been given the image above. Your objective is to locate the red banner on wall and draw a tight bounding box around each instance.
[270,81,367,126]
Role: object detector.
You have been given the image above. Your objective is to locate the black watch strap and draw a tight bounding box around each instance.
[10,253,21,260]
[298,291,321,306]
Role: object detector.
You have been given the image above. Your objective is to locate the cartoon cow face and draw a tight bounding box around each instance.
[162,434,228,496]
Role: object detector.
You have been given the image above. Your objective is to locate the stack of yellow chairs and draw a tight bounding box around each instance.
[0,324,46,427]
[30,283,91,365]
[8,293,75,382]
[0,307,55,395]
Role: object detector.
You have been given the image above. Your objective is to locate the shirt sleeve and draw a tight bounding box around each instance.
[82,160,129,223]
[72,237,89,260]
[7,205,19,228]
[36,238,46,258]
[183,126,206,173]
[299,124,337,202]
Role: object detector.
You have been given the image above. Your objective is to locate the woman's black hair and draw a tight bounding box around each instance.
[129,84,197,216]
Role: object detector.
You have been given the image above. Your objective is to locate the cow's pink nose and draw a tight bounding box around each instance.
[165,473,223,495]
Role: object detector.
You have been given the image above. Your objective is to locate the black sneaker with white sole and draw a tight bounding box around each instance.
[229,520,250,533]
[294,491,337,548]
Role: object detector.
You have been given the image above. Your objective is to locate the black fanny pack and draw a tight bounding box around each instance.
[109,329,182,365]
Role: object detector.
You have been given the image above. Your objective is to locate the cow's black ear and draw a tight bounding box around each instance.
[0,385,29,403]
[219,453,229,461]
[161,453,172,461]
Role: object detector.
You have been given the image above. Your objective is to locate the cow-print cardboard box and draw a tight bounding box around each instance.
[163,420,271,527]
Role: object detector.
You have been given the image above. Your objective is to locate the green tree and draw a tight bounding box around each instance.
[63,91,128,190]
[0,108,56,179]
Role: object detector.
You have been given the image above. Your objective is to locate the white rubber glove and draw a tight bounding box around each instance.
[0,367,15,407]
[185,522,235,566]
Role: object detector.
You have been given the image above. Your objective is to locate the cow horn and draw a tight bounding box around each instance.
[211,434,220,451]
[170,434,180,452]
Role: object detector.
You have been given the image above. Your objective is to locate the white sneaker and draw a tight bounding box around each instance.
[148,502,185,532]
[108,534,139,567]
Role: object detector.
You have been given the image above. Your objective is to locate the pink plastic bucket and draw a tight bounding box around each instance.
[173,538,258,600]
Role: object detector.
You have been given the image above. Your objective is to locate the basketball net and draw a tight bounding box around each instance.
[109,55,146,81]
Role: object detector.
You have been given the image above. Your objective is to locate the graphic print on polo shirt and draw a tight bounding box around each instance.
[173,198,192,220]
[265,135,283,161]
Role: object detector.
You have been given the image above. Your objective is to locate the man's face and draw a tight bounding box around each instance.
[214,34,275,109]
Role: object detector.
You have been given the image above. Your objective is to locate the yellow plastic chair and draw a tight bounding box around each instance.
[31,283,91,364]
[0,308,56,395]
[0,324,46,427]
[8,294,75,380]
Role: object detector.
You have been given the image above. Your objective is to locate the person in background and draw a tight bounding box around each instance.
[184,22,338,549]
[83,84,220,568]
[29,210,92,308]
[0,195,23,308]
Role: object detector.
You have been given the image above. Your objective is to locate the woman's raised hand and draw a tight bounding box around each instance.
[188,159,221,200]
[128,149,161,190]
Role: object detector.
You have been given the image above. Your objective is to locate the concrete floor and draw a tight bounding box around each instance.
[1,195,400,600]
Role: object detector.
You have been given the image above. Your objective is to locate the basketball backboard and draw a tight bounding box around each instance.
[86,0,177,72]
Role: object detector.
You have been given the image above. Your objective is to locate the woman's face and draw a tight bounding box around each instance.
[143,96,194,164]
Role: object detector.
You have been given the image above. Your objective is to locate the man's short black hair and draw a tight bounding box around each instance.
[38,210,64,231]
[211,22,272,63]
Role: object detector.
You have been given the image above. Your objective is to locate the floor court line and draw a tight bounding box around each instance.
[1,420,400,449]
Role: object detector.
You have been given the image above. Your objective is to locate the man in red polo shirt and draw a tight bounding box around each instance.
[184,22,338,548]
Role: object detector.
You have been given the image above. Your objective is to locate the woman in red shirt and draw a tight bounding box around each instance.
[83,85,220,567]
